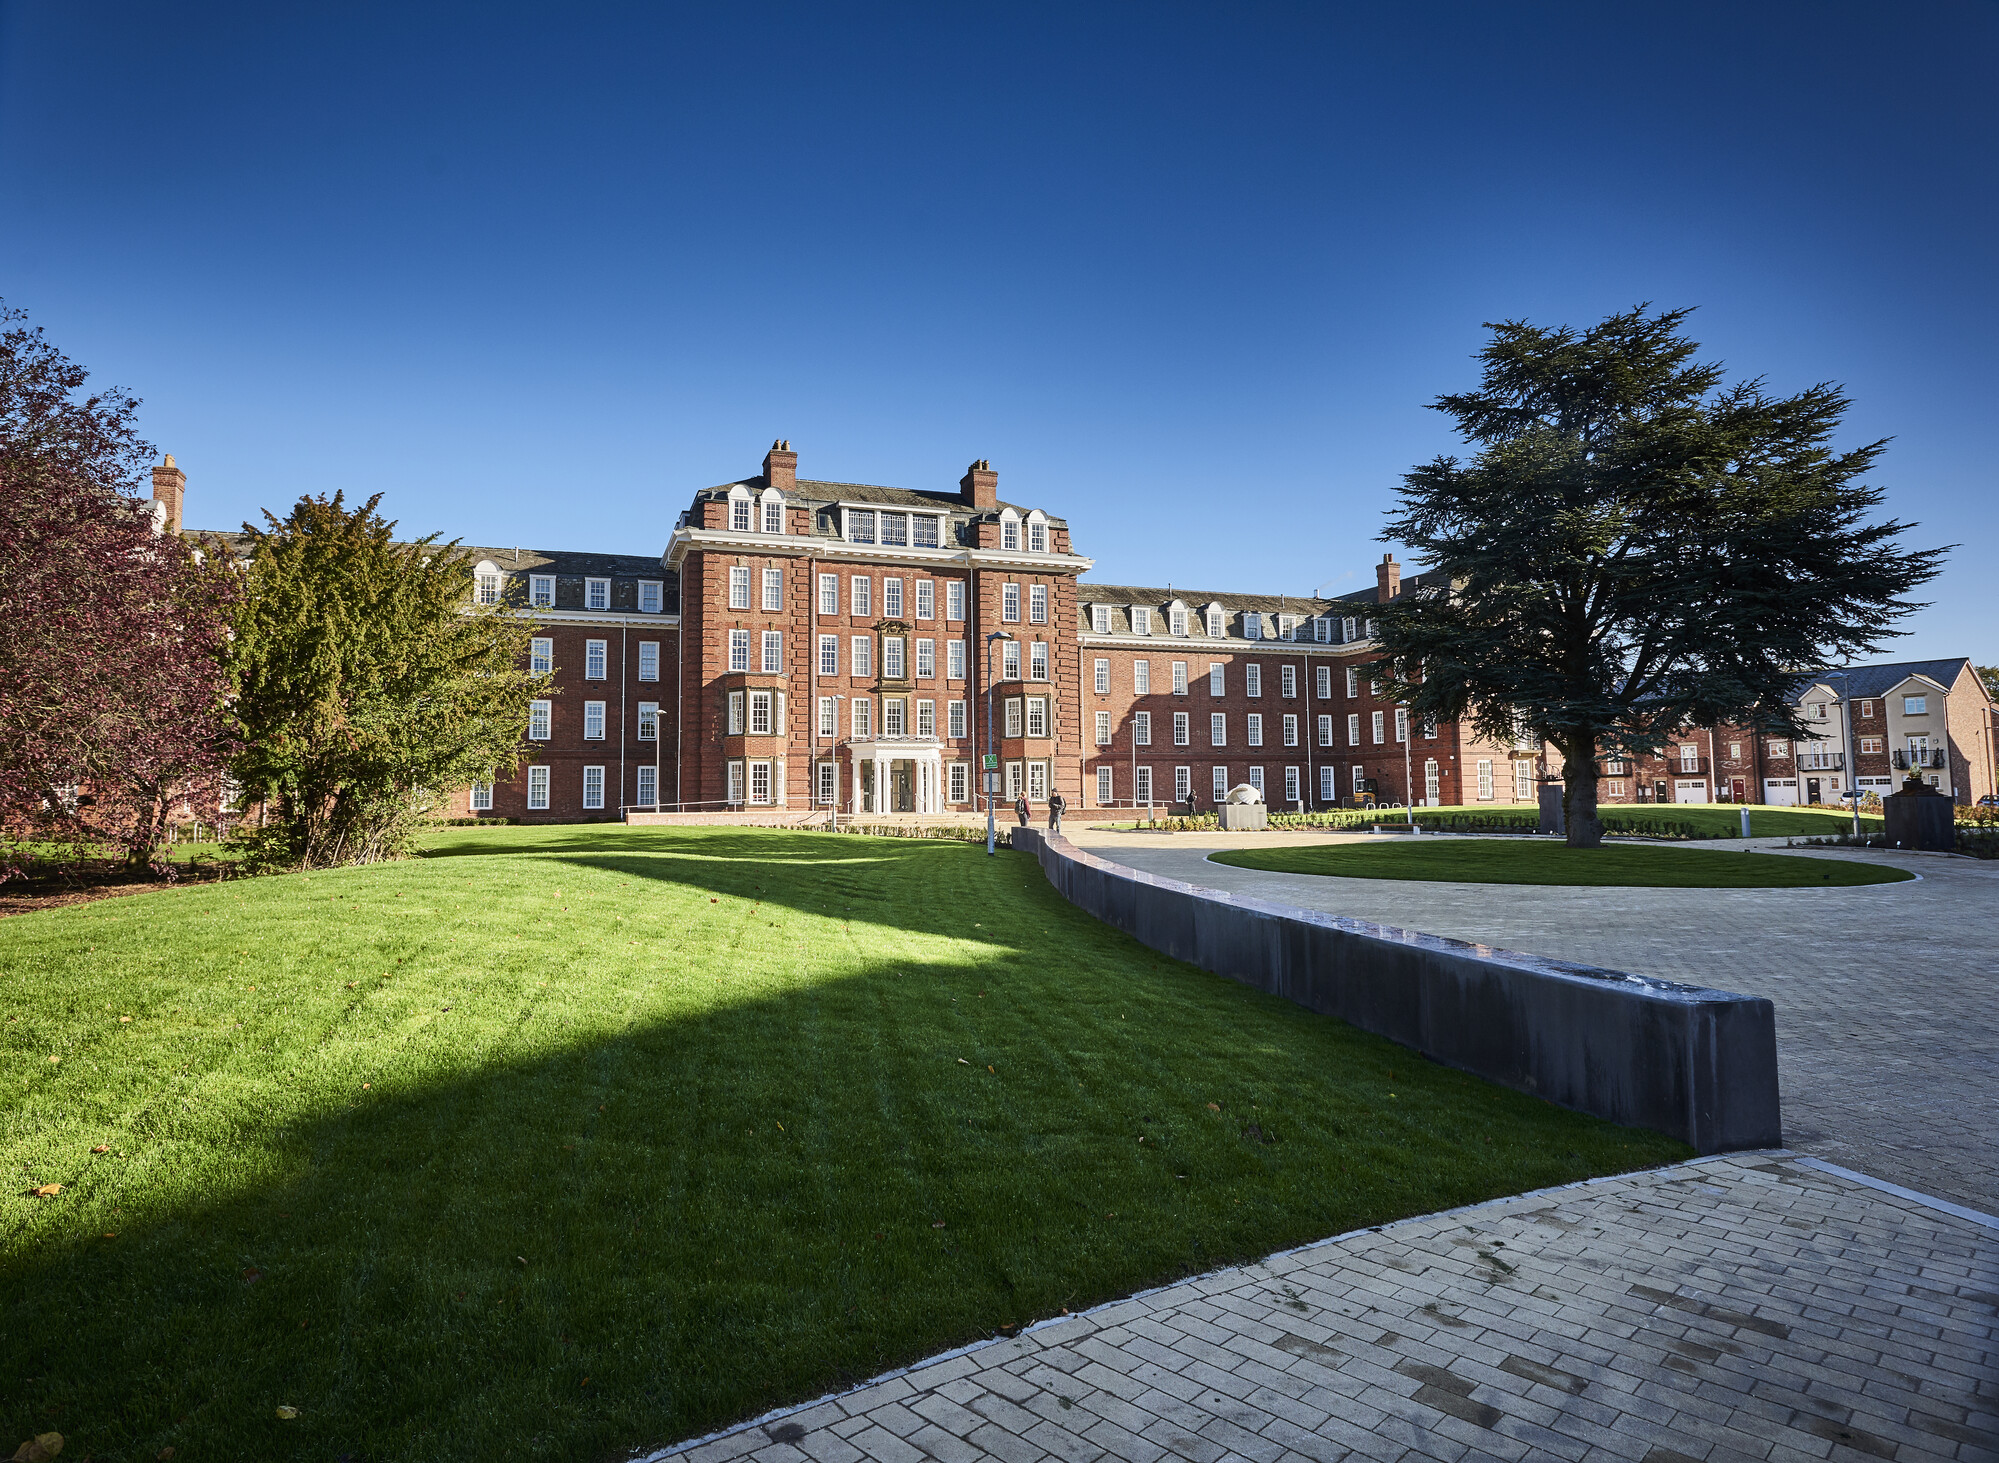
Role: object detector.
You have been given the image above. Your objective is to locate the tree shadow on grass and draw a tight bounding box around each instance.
[2,827,1690,1463]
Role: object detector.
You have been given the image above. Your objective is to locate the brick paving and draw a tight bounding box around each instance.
[1066,832,1999,1214]
[654,1155,1997,1463]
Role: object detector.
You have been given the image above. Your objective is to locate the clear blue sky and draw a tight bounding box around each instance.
[3,3,1992,661]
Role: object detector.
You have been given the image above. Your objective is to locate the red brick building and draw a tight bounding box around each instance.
[169,446,1996,820]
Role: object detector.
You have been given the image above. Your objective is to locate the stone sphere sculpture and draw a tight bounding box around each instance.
[1225,783,1264,805]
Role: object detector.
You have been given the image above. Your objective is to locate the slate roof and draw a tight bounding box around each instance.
[1790,658,1981,702]
[185,530,679,612]
[696,477,1065,527]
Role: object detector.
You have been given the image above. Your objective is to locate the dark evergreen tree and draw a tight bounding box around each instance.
[227,493,542,867]
[1375,306,1945,848]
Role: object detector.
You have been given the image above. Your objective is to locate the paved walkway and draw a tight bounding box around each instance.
[660,1154,1997,1463]
[1064,831,1999,1215]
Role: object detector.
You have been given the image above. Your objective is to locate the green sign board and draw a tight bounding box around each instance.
[982,754,999,771]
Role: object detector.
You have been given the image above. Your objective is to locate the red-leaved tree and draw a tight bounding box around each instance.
[0,301,238,877]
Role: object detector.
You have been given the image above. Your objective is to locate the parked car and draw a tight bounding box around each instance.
[1978,794,1999,808]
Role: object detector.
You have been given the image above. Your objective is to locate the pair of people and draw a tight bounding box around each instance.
[1014,792,1067,831]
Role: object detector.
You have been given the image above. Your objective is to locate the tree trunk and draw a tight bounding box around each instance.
[1559,734,1605,849]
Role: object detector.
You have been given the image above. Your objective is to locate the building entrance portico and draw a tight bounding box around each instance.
[849,738,946,815]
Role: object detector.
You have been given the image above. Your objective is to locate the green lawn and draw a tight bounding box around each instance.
[1209,838,1913,887]
[1,826,1688,1462]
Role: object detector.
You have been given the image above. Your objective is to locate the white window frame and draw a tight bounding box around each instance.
[638,641,659,682]
[1283,714,1298,747]
[470,781,493,811]
[1371,711,1385,744]
[1030,584,1048,624]
[1280,665,1297,698]
[1211,713,1226,747]
[582,765,605,810]
[851,636,872,678]
[946,580,965,621]
[1284,766,1300,804]
[637,702,658,741]
[729,629,750,672]
[915,580,934,619]
[1002,583,1021,623]
[1096,710,1113,745]
[1133,660,1151,695]
[948,700,967,738]
[586,578,610,611]
[1027,697,1049,739]
[729,566,751,610]
[883,636,906,680]
[1319,765,1336,801]
[1002,641,1020,680]
[949,763,970,803]
[1346,666,1360,697]
[1246,664,1262,698]
[1209,663,1224,696]
[1173,711,1190,746]
[530,637,554,676]
[527,765,550,810]
[639,580,663,614]
[851,576,872,617]
[1097,766,1114,805]
[819,573,839,615]
[1348,713,1360,746]
[585,639,607,680]
[1247,713,1263,747]
[583,700,606,740]
[1092,605,1111,634]
[1133,711,1152,746]
[1094,658,1110,694]
[1132,607,1152,635]
[1134,765,1153,804]
[819,634,839,676]
[762,567,784,612]
[884,577,903,617]
[528,700,552,740]
[761,631,783,674]
[916,638,935,679]
[1030,642,1049,681]
[748,760,773,805]
[948,640,966,680]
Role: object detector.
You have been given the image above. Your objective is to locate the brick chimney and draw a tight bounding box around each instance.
[151,454,186,534]
[1376,552,1401,602]
[960,458,997,510]
[762,439,797,492]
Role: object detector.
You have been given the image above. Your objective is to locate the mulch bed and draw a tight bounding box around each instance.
[0,860,237,918]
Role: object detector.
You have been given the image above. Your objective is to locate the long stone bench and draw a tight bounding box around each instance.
[1012,829,1780,1154]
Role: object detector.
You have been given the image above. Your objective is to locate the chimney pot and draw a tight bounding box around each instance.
[762,440,798,492]
[151,455,187,535]
[960,458,998,510]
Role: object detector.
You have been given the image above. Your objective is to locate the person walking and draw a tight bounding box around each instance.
[1048,790,1067,833]
[1014,794,1030,827]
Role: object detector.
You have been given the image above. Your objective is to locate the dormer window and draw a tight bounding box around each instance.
[530,575,555,608]
[731,497,752,532]
[1342,616,1357,642]
[1278,615,1297,642]
[1002,516,1020,552]
[639,581,663,614]
[1091,604,1110,634]
[1314,617,1330,642]
[1365,618,1378,638]
[586,578,611,610]
[914,515,940,547]
[881,513,907,547]
[1030,522,1046,552]
[475,568,503,605]
[1244,613,1262,641]
[1169,607,1187,637]
[848,509,876,544]
[762,498,783,534]
[1206,608,1223,637]
[1132,607,1151,635]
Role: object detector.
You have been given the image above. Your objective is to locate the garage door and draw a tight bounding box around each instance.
[1674,780,1710,804]
[1763,778,1798,807]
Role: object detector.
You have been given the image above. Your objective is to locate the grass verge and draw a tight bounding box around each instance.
[1095,803,1885,838]
[1208,838,1913,887]
[2,825,1688,1461]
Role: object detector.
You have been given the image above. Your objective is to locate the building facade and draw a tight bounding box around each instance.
[169,446,1997,819]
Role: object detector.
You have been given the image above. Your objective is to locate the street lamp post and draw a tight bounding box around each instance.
[1829,669,1860,837]
[985,630,1014,856]
[1401,710,1416,829]
[829,695,846,832]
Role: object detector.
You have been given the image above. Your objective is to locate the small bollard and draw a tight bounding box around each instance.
[1740,806,1752,839]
